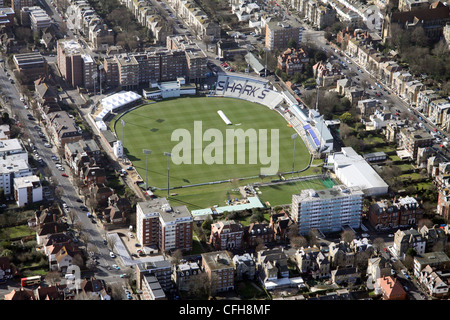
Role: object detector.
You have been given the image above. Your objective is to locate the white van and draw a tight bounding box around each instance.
[65,274,75,280]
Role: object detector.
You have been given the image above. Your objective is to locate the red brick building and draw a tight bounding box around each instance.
[245,223,274,247]
[277,48,309,75]
[209,220,244,251]
[368,196,423,230]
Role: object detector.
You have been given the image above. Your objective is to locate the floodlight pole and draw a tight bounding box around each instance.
[143,149,152,191]
[164,152,172,198]
[292,133,298,179]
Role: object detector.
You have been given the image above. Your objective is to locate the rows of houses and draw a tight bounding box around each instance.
[163,0,221,41]
[66,0,114,52]
[335,3,450,127]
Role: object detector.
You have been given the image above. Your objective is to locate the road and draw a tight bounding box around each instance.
[0,52,128,292]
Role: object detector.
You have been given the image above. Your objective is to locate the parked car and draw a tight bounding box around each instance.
[109,252,116,258]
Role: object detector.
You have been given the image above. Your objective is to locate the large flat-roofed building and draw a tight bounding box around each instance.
[57,39,96,89]
[0,7,15,27]
[0,139,26,157]
[166,35,207,82]
[398,127,434,160]
[21,6,51,32]
[201,251,235,293]
[12,0,34,12]
[115,54,139,90]
[291,185,364,235]
[327,147,389,196]
[136,198,193,253]
[0,155,32,197]
[13,52,48,83]
[135,256,172,295]
[413,251,450,277]
[265,20,303,51]
[13,175,42,207]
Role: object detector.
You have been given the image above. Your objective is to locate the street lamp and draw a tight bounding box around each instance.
[163,152,172,198]
[142,149,152,191]
[291,133,298,179]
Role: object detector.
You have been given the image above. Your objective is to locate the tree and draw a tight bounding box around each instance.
[339,112,355,124]
[45,271,61,285]
[406,248,417,257]
[287,39,297,49]
[308,228,320,246]
[341,230,355,244]
[372,238,385,254]
[290,235,308,249]
[170,249,183,265]
[339,123,352,140]
[314,50,327,63]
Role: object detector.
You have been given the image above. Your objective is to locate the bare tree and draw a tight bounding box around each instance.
[170,249,183,265]
[290,235,308,249]
[341,230,355,244]
[372,237,385,254]
[45,271,62,285]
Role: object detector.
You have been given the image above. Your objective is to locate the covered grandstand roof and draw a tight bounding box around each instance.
[100,91,142,112]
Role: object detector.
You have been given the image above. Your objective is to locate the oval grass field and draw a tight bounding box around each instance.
[111,96,311,189]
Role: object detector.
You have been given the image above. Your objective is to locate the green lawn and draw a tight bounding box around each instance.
[111,97,311,189]
[0,225,34,239]
[258,178,336,206]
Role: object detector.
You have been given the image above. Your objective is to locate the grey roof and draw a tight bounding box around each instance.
[245,52,265,73]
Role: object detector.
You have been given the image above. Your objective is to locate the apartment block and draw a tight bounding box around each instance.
[414,251,450,278]
[115,54,139,90]
[21,6,51,32]
[135,256,172,295]
[166,35,207,82]
[0,154,32,197]
[13,52,48,83]
[201,251,235,294]
[13,175,42,207]
[57,39,96,89]
[103,56,119,88]
[265,20,303,51]
[291,185,364,235]
[12,0,34,12]
[0,7,15,27]
[398,127,434,160]
[136,198,193,253]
